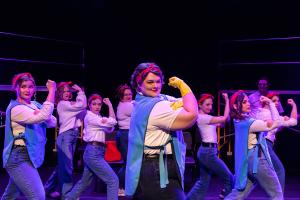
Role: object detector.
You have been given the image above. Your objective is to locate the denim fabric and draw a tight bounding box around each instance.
[186,146,234,200]
[133,156,185,200]
[225,148,283,200]
[266,140,285,193]
[66,144,119,200]
[44,129,79,197]
[115,129,129,189]
[1,146,45,200]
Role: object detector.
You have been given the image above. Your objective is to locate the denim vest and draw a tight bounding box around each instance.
[125,93,186,196]
[3,100,47,168]
[234,117,274,190]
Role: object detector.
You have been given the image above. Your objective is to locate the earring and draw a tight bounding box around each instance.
[34,92,37,101]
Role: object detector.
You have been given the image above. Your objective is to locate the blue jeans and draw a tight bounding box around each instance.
[44,129,79,197]
[266,140,285,193]
[1,146,45,200]
[186,146,234,200]
[225,148,283,200]
[66,144,119,200]
[115,129,129,189]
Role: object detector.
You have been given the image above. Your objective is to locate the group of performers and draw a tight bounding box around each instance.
[1,63,298,200]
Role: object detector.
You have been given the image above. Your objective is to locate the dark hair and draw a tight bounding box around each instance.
[12,72,36,91]
[115,84,132,101]
[55,82,73,104]
[130,62,164,91]
[257,76,269,85]
[198,93,214,105]
[230,90,247,120]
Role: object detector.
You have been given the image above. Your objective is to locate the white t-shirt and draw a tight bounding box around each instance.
[117,101,134,130]
[197,113,217,143]
[254,107,297,143]
[57,91,87,134]
[11,101,56,146]
[83,110,117,143]
[144,100,182,155]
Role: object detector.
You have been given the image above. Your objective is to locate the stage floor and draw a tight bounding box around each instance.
[1,167,300,200]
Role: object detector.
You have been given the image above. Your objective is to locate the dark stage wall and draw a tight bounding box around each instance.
[1,0,300,173]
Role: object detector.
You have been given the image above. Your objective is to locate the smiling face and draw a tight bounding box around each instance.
[122,89,133,102]
[199,98,213,114]
[138,72,162,97]
[89,98,102,114]
[16,80,35,103]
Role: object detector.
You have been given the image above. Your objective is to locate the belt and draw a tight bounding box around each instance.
[88,141,106,147]
[201,142,218,148]
[143,153,173,159]
[12,145,26,149]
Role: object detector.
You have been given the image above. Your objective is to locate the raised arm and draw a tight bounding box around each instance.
[167,77,198,130]
[209,93,230,124]
[103,98,116,120]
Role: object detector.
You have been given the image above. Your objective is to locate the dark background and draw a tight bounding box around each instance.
[1,0,300,174]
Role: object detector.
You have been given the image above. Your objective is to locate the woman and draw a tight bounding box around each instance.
[187,93,233,200]
[225,90,296,200]
[44,81,87,199]
[125,62,198,200]
[255,92,297,193]
[2,72,56,200]
[66,94,119,200]
[115,84,134,196]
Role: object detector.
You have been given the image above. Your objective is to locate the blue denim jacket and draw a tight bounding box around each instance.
[3,100,47,168]
[234,117,274,190]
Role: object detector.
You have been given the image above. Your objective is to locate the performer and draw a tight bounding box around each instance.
[2,73,56,200]
[125,62,198,200]
[255,92,297,193]
[249,77,284,117]
[115,84,134,196]
[186,93,233,200]
[66,94,119,200]
[44,82,87,199]
[225,91,296,200]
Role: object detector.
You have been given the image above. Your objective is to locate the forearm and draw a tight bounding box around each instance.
[108,105,116,119]
[46,90,56,104]
[290,104,298,119]
[223,100,230,120]
[269,102,280,121]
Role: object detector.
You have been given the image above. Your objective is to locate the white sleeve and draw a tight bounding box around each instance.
[269,102,280,121]
[88,115,117,128]
[46,115,57,128]
[59,91,87,112]
[250,118,298,133]
[121,102,133,117]
[11,101,54,124]
[149,101,182,130]
[197,114,213,125]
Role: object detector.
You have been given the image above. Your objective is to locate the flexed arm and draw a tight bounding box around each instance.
[168,76,198,130]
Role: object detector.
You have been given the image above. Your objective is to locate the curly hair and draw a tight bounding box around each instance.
[130,62,164,91]
[115,84,132,101]
[230,90,247,120]
[55,82,73,104]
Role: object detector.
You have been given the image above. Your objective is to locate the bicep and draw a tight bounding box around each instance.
[169,109,197,130]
